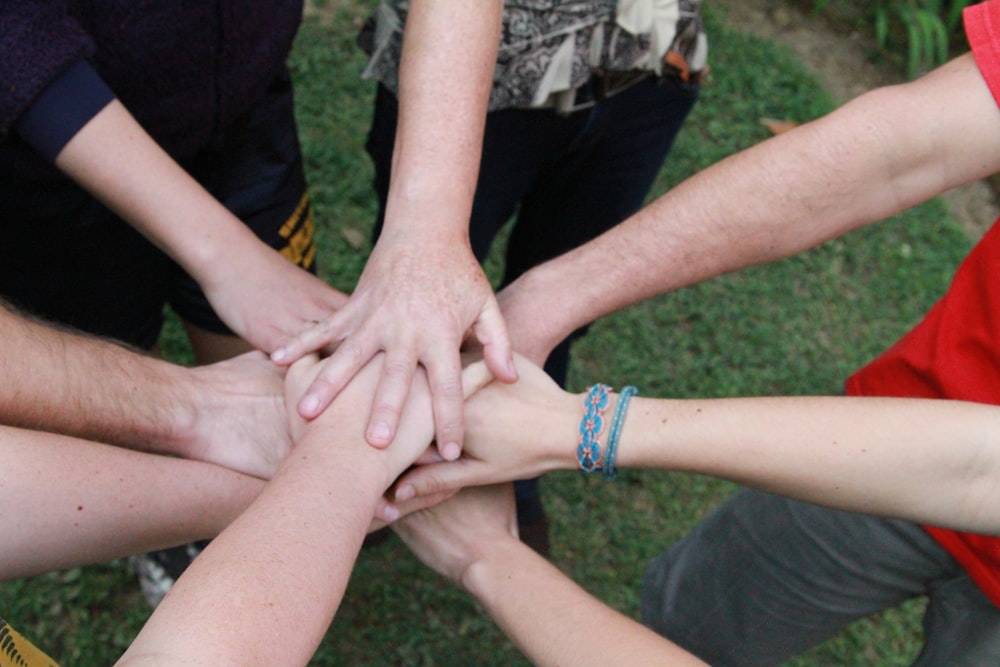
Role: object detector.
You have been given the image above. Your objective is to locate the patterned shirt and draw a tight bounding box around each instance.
[361,0,707,112]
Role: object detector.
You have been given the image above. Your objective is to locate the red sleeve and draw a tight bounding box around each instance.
[966,0,1000,108]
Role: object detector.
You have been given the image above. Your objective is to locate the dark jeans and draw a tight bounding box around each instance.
[366,75,698,508]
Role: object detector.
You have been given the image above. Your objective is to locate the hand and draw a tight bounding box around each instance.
[394,355,578,501]
[392,484,518,587]
[271,231,517,457]
[367,486,459,533]
[283,352,438,486]
[200,240,348,354]
[180,351,292,479]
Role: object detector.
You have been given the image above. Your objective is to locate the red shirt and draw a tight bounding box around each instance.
[843,0,1000,606]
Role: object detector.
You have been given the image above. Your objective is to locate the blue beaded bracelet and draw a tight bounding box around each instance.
[603,386,637,481]
[577,383,611,473]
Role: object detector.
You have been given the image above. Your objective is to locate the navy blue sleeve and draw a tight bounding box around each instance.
[14,60,115,161]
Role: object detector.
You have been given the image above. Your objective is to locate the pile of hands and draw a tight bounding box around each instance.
[195,238,577,590]
[276,346,572,586]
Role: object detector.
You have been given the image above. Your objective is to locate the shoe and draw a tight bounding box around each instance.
[130,541,207,608]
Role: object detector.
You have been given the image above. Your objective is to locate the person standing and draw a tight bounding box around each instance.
[360,0,707,547]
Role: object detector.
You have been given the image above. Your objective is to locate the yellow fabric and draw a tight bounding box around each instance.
[0,619,58,667]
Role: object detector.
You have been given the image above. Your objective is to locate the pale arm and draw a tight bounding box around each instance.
[273,0,515,457]
[53,100,347,352]
[500,53,1000,363]
[398,357,1000,534]
[0,426,264,581]
[394,485,708,667]
[116,355,435,667]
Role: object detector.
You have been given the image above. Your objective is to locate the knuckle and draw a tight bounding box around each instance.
[382,358,414,383]
[336,338,368,367]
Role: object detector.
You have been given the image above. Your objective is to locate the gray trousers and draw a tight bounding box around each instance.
[641,489,1000,666]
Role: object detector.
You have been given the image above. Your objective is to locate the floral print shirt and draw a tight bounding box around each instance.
[361,0,707,112]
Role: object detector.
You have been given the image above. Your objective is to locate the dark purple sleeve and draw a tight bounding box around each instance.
[0,2,103,142]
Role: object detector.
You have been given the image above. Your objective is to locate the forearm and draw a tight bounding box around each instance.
[383,0,501,240]
[1,425,263,581]
[117,422,391,667]
[53,99,265,287]
[0,301,192,450]
[464,538,706,667]
[501,53,1000,355]
[616,395,1000,532]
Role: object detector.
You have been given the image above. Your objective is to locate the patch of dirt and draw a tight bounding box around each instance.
[712,0,999,240]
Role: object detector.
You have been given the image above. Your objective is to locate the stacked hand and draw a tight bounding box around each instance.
[394,354,577,502]
[270,234,517,460]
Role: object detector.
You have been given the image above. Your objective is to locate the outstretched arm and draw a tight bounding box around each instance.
[52,99,347,352]
[272,0,516,458]
[0,425,264,581]
[0,300,291,479]
[394,485,708,667]
[499,53,1000,363]
[397,357,1000,534]
[116,354,436,667]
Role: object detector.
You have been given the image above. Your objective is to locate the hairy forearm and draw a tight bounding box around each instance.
[0,301,192,450]
[464,538,707,667]
[1,425,263,581]
[501,54,1000,356]
[617,395,1000,532]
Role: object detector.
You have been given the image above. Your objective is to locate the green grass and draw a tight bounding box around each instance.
[1,3,977,665]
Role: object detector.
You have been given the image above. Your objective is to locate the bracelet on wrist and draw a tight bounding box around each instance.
[576,383,637,479]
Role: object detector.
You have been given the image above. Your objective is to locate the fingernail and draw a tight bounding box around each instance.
[396,485,415,502]
[441,442,461,461]
[507,359,518,378]
[271,348,287,363]
[369,421,392,444]
[299,395,320,417]
[382,504,400,522]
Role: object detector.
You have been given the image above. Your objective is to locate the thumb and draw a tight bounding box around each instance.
[394,460,484,502]
[471,298,517,384]
[461,360,495,399]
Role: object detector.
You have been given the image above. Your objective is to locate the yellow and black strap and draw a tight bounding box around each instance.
[0,619,58,667]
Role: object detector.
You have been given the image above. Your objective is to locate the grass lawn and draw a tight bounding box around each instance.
[1,3,977,665]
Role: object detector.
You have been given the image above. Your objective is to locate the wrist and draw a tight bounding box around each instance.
[460,535,527,597]
[571,386,637,479]
[499,272,574,363]
[141,361,205,457]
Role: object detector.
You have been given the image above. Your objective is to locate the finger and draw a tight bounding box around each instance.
[284,352,322,387]
[413,445,445,466]
[394,460,484,501]
[393,489,458,521]
[296,337,376,420]
[371,497,400,528]
[270,310,350,366]
[471,299,517,383]
[424,345,466,461]
[366,348,418,448]
[460,359,495,399]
